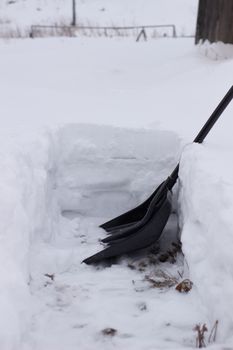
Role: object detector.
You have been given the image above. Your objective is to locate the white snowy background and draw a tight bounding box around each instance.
[0,1,233,349]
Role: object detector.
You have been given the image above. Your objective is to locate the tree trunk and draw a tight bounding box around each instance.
[195,0,233,44]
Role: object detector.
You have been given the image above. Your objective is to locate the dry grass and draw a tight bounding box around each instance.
[28,20,175,40]
[144,269,178,289]
[193,321,219,348]
[30,24,138,39]
[194,324,208,348]
[208,320,219,344]
[0,26,30,39]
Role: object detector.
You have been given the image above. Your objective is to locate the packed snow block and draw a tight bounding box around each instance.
[55,124,181,218]
[179,143,233,342]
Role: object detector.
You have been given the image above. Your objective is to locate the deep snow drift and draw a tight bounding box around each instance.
[0,36,233,350]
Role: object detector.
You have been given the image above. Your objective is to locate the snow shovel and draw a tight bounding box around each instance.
[83,86,233,265]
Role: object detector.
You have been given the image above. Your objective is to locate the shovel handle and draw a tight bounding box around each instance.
[167,85,233,189]
[194,85,233,143]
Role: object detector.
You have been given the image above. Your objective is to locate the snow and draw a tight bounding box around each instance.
[179,143,233,342]
[55,124,181,217]
[0,0,198,36]
[0,0,233,349]
[0,128,58,348]
[199,40,233,60]
[0,37,232,138]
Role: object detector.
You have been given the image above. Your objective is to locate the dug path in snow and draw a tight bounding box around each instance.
[26,215,200,350]
[1,37,233,349]
[22,125,202,350]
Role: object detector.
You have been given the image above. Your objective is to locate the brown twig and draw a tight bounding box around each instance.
[194,324,208,348]
[208,320,219,344]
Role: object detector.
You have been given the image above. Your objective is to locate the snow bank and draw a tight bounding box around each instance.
[0,127,59,349]
[179,143,233,342]
[198,41,233,60]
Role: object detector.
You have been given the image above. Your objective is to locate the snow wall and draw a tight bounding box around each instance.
[0,124,180,349]
[55,124,181,218]
[179,143,233,342]
[0,127,59,349]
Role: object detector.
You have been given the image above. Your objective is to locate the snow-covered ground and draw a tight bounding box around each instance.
[0,0,198,36]
[0,1,233,349]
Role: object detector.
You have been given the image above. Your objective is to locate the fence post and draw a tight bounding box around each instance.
[71,0,76,26]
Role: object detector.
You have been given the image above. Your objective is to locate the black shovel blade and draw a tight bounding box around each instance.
[100,182,164,232]
[101,191,166,244]
[83,190,172,265]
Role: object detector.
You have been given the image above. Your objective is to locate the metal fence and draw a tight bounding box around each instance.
[30,24,178,41]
